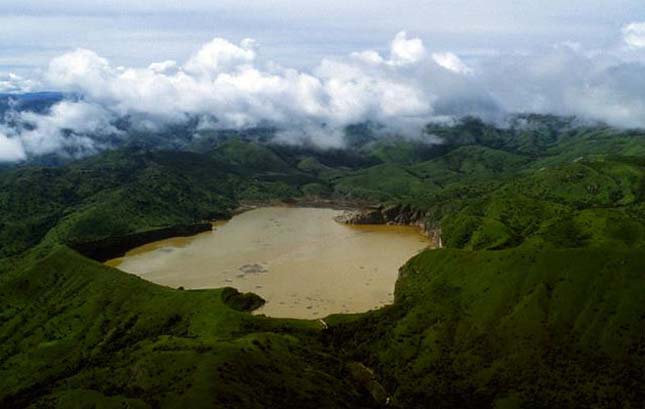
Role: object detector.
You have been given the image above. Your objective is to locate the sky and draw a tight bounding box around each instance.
[1,1,645,161]
[1,1,643,74]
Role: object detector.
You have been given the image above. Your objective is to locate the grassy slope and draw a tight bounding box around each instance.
[0,144,321,259]
[0,150,234,258]
[0,247,372,409]
[327,248,645,408]
[439,158,645,250]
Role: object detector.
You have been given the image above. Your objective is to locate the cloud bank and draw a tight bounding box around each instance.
[1,23,645,162]
[0,73,38,94]
[42,31,437,130]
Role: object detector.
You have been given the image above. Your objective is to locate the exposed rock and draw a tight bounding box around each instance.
[335,204,443,248]
[427,227,443,248]
[334,206,384,224]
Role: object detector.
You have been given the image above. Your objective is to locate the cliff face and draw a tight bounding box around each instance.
[335,204,442,247]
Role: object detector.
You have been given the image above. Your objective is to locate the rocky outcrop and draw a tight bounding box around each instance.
[427,228,443,248]
[69,222,213,262]
[335,204,424,225]
[336,204,442,248]
[335,206,386,224]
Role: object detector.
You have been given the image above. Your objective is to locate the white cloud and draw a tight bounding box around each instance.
[432,52,474,75]
[622,22,645,48]
[47,49,114,96]
[0,130,26,162]
[40,34,436,133]
[148,60,178,74]
[3,0,644,79]
[389,31,426,65]
[0,33,443,160]
[4,24,645,162]
[475,43,645,128]
[351,50,384,65]
[6,101,121,159]
[0,72,38,93]
[184,37,257,77]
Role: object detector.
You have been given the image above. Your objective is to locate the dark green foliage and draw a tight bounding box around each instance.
[0,248,373,409]
[0,117,644,408]
[0,150,234,258]
[220,287,266,312]
[327,248,645,408]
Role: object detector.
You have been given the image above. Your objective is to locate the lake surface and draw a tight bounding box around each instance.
[106,207,430,319]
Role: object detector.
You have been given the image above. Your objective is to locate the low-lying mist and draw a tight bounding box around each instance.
[2,24,645,162]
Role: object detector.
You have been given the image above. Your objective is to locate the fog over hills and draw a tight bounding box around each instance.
[2,22,645,162]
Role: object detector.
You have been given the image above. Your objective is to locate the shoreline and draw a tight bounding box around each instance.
[233,197,376,213]
[69,223,214,262]
[236,198,441,245]
[103,206,432,319]
[72,198,368,263]
[74,198,440,264]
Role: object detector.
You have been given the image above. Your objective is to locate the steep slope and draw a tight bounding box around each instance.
[439,158,645,250]
[0,247,373,408]
[328,247,645,408]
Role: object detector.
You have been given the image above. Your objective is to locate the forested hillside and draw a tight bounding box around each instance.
[0,116,643,408]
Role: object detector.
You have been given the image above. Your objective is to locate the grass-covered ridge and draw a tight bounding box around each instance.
[327,247,645,408]
[0,247,372,408]
[0,116,644,408]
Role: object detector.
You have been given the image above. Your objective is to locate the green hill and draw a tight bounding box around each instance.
[327,247,645,408]
[0,118,643,408]
[0,247,372,408]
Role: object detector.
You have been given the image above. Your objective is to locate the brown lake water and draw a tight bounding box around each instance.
[106,207,430,319]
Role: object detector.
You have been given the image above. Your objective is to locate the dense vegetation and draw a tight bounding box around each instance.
[328,248,645,408]
[0,115,643,408]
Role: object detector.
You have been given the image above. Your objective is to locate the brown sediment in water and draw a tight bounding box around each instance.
[106,207,430,319]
